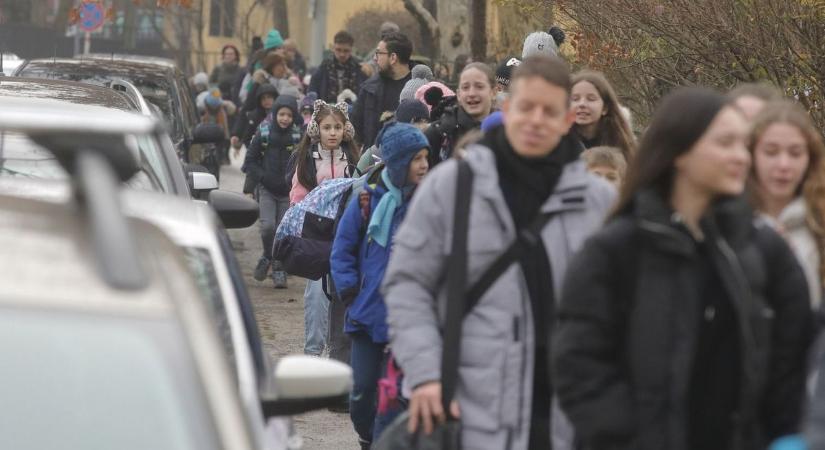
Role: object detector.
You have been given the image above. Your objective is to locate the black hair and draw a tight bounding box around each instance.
[381,32,413,64]
[334,30,354,46]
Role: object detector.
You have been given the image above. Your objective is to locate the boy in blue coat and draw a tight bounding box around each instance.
[330,122,430,449]
[243,94,303,288]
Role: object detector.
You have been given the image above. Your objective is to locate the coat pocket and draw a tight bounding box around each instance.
[499,342,523,429]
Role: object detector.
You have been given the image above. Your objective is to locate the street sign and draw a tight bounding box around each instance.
[77,1,105,33]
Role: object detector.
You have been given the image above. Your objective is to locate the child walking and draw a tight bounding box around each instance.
[330,122,431,449]
[243,94,303,288]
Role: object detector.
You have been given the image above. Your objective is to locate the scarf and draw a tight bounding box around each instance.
[324,57,357,102]
[367,170,405,248]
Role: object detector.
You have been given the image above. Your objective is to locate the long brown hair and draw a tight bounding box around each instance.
[571,70,636,160]
[749,100,825,283]
[294,108,359,191]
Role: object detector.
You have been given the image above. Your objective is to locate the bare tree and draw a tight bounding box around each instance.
[402,0,440,60]
[469,0,487,62]
[273,0,289,38]
[548,0,825,127]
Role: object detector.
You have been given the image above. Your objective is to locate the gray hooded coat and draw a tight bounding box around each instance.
[382,144,616,449]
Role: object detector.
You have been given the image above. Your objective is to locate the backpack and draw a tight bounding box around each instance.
[273,165,381,280]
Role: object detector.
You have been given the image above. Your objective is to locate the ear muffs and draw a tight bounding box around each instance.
[307,100,356,144]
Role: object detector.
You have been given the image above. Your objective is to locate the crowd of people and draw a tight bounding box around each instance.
[192,21,825,450]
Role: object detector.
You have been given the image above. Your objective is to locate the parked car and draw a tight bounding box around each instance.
[0,100,351,450]
[14,55,202,162]
[0,76,221,198]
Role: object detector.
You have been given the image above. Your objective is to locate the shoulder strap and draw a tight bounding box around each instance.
[441,159,474,418]
[464,211,555,315]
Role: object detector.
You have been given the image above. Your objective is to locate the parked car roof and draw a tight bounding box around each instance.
[0,95,157,135]
[0,76,135,111]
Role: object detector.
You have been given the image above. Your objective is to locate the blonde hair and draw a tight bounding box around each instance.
[581,145,627,176]
[750,100,825,283]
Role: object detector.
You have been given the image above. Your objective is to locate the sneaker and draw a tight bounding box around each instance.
[253,257,270,281]
[358,438,371,450]
[272,270,288,289]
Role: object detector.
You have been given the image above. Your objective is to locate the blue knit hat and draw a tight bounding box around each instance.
[264,29,284,50]
[379,122,430,187]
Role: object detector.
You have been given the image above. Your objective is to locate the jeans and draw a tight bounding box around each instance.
[349,333,405,444]
[304,278,329,356]
[257,186,290,262]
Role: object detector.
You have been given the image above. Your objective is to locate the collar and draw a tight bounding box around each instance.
[312,145,345,160]
[629,189,754,256]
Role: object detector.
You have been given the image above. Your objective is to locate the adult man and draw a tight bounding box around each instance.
[308,31,366,104]
[352,31,413,148]
[382,57,615,450]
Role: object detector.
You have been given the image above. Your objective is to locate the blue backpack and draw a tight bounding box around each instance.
[273,166,381,280]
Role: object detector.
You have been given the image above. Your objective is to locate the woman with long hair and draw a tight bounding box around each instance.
[749,100,825,310]
[570,70,636,159]
[554,87,812,450]
[290,101,360,358]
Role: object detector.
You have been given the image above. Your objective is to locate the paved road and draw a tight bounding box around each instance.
[221,155,360,450]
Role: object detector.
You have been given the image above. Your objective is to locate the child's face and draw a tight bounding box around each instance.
[588,164,622,189]
[318,114,344,149]
[406,149,430,186]
[261,95,275,111]
[276,108,294,129]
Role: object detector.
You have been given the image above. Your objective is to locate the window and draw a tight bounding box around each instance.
[209,0,235,37]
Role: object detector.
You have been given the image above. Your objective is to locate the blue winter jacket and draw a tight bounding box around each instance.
[330,180,410,344]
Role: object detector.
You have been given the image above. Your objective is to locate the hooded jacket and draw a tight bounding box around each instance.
[382,144,615,450]
[243,94,302,197]
[331,168,408,343]
[233,83,278,147]
[553,191,814,450]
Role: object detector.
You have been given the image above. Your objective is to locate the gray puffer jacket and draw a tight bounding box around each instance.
[382,144,616,450]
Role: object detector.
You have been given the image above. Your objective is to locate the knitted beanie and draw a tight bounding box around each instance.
[399,64,434,101]
[379,122,430,187]
[395,99,430,124]
[264,29,285,50]
[193,72,209,87]
[495,56,522,87]
[521,26,566,59]
[414,81,456,113]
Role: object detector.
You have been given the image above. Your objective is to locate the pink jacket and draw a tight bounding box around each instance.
[289,146,350,204]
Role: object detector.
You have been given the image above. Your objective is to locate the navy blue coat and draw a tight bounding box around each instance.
[330,179,410,344]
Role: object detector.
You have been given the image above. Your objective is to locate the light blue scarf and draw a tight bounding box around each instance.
[367,170,403,248]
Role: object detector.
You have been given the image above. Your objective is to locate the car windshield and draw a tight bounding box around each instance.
[0,308,221,450]
[0,130,172,193]
[17,65,180,139]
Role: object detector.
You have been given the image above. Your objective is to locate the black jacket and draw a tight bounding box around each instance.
[233,84,278,147]
[308,56,365,103]
[243,95,302,196]
[424,104,481,167]
[352,71,411,149]
[553,191,814,450]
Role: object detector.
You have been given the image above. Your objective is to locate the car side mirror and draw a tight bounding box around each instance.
[190,171,218,192]
[192,123,225,144]
[208,189,259,229]
[260,355,352,418]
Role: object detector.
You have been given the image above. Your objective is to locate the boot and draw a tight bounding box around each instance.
[272,270,288,289]
[253,257,270,281]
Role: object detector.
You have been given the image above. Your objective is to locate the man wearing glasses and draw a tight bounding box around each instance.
[352,31,414,149]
